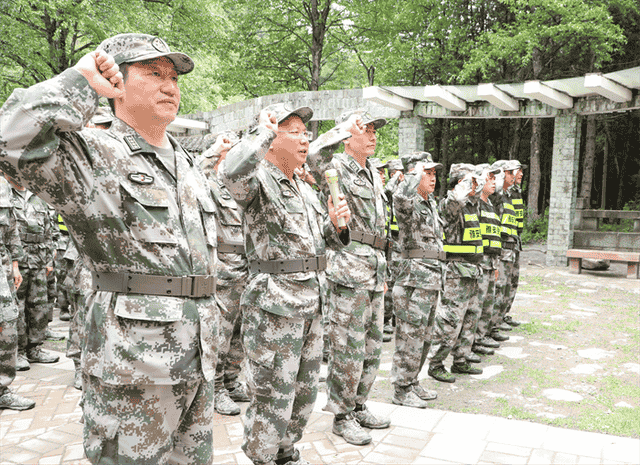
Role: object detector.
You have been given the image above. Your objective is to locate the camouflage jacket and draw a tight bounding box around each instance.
[0,177,24,277]
[490,189,517,263]
[199,154,248,283]
[392,173,445,290]
[11,189,55,270]
[478,198,501,271]
[438,191,481,279]
[221,126,350,319]
[0,69,218,385]
[307,147,387,291]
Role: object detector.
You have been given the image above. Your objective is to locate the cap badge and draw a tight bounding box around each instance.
[152,37,170,53]
[128,173,155,185]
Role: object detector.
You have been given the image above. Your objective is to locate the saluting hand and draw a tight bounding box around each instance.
[74,50,125,99]
[259,109,278,133]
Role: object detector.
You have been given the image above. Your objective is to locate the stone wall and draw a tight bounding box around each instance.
[398,111,426,155]
[546,113,582,267]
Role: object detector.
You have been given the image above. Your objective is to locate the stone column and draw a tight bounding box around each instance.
[398,111,425,155]
[546,113,582,267]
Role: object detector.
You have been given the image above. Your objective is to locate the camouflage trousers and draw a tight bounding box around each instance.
[475,267,498,341]
[66,289,87,369]
[391,285,439,388]
[55,256,74,313]
[491,259,515,330]
[384,255,402,326]
[83,374,214,465]
[0,318,17,392]
[16,266,49,350]
[241,306,322,465]
[214,281,245,392]
[505,251,521,316]
[428,276,479,366]
[324,282,384,415]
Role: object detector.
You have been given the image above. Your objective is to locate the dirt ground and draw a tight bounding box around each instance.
[44,244,639,438]
[322,244,640,438]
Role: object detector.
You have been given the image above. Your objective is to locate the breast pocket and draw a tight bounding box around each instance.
[198,193,218,249]
[119,181,177,244]
[280,195,309,238]
[347,182,373,219]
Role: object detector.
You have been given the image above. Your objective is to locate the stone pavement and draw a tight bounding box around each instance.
[2,350,639,465]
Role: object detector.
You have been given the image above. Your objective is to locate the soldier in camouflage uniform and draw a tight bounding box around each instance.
[307,109,390,446]
[488,160,520,344]
[504,160,526,328]
[390,152,445,408]
[8,183,59,368]
[0,34,220,464]
[0,176,34,411]
[199,131,251,416]
[44,207,66,341]
[54,212,72,322]
[221,103,351,465]
[428,164,485,383]
[472,164,503,357]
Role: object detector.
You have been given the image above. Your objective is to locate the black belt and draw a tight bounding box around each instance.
[218,242,245,254]
[91,271,216,298]
[503,241,516,250]
[401,249,447,260]
[351,230,388,251]
[249,255,326,274]
[20,232,46,243]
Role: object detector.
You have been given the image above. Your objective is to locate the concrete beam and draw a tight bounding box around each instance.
[423,85,467,111]
[477,83,520,112]
[584,73,633,103]
[363,86,414,112]
[524,81,573,109]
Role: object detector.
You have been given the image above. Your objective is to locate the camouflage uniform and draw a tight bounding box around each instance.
[199,144,249,412]
[505,176,525,322]
[382,161,403,338]
[10,188,55,355]
[221,105,351,465]
[54,213,73,320]
[306,111,388,421]
[0,34,219,464]
[0,177,24,396]
[475,196,501,343]
[389,158,445,398]
[428,165,483,377]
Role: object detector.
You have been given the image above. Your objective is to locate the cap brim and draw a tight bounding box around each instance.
[362,117,387,129]
[91,116,113,125]
[424,162,443,171]
[278,106,313,124]
[121,51,195,74]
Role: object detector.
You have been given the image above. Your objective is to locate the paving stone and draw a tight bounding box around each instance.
[577,456,602,465]
[419,433,486,463]
[486,442,532,457]
[433,411,497,440]
[480,450,528,464]
[381,432,428,450]
[552,452,579,464]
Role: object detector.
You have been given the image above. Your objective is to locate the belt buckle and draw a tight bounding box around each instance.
[189,275,215,298]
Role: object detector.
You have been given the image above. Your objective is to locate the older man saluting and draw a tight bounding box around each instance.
[0,34,220,464]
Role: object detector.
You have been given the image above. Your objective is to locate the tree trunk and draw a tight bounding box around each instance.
[601,120,610,209]
[579,115,597,206]
[528,118,542,217]
[508,119,522,160]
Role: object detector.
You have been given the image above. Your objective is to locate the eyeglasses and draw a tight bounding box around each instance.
[278,130,313,141]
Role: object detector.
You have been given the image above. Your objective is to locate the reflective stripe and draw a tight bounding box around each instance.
[58,214,68,232]
[481,223,501,236]
[464,213,479,222]
[463,227,482,242]
[443,244,484,254]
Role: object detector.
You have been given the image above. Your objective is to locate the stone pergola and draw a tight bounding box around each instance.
[175,67,640,267]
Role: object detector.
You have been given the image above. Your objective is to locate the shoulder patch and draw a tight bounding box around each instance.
[128,173,155,185]
[123,135,141,152]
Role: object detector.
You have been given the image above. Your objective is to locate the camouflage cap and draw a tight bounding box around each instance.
[335,109,387,130]
[263,103,313,124]
[386,159,404,172]
[90,107,114,126]
[401,151,443,172]
[97,33,194,75]
[449,163,482,181]
[491,159,520,172]
[369,158,388,170]
[513,160,528,170]
[476,163,501,176]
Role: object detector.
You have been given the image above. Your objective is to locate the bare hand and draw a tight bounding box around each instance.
[211,134,234,157]
[74,50,125,99]
[328,193,350,231]
[12,263,22,290]
[259,110,278,133]
[339,114,365,137]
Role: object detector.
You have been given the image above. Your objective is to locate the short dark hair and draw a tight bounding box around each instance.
[107,63,130,114]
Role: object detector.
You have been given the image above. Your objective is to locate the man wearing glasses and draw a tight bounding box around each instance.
[221,103,353,465]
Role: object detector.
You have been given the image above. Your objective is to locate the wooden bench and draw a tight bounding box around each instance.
[566,249,640,279]
[568,206,640,279]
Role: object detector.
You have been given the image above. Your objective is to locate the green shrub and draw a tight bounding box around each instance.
[598,200,640,232]
[521,207,549,244]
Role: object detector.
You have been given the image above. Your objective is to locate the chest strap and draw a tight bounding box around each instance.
[91,271,216,298]
[351,230,388,251]
[217,241,245,254]
[20,232,46,243]
[401,249,447,260]
[249,255,326,274]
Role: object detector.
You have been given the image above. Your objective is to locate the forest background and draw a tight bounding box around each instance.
[1,0,639,230]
